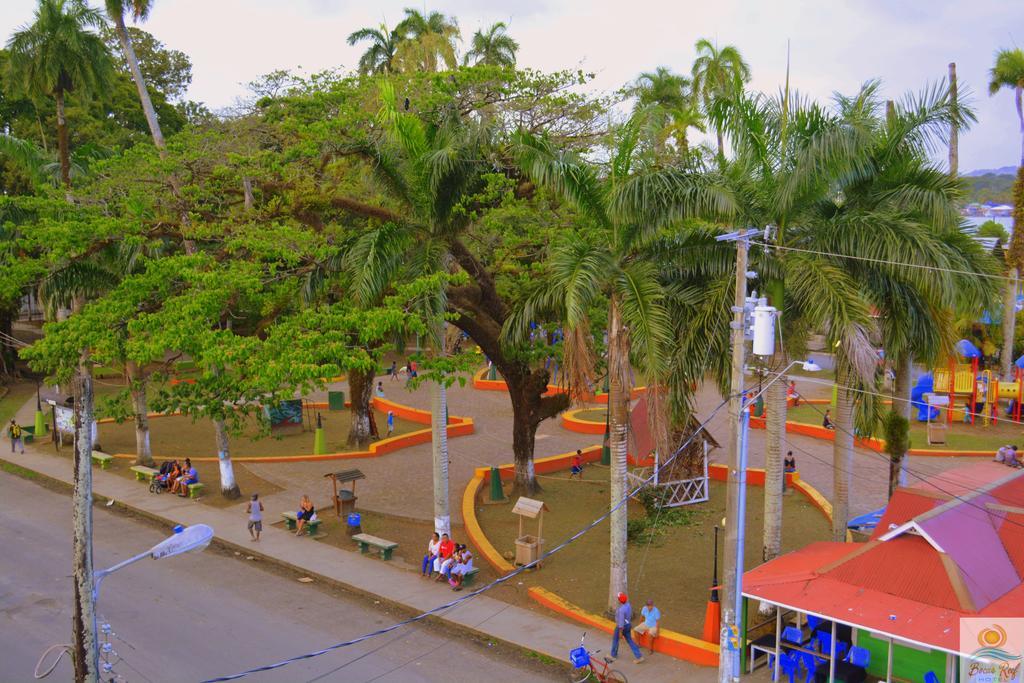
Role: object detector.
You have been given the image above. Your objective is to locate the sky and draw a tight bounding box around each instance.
[2,0,1023,172]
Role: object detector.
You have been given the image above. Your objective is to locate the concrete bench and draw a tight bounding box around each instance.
[130,465,159,483]
[91,452,114,470]
[282,511,321,535]
[352,533,397,560]
[461,567,480,587]
[183,482,204,499]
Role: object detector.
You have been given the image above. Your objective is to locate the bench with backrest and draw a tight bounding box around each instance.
[281,511,321,535]
[130,465,159,483]
[352,533,397,560]
[91,452,114,470]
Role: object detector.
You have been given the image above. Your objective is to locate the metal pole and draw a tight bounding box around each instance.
[711,525,720,602]
[719,235,749,683]
[732,405,751,676]
[828,620,837,682]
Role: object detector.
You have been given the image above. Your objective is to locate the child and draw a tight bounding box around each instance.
[389,361,399,381]
[822,410,835,430]
[386,410,395,436]
[375,381,385,398]
[569,449,584,480]
[247,493,264,541]
[450,546,474,591]
[786,380,800,407]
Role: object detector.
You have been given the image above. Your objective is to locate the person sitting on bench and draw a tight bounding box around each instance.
[421,532,441,578]
[172,459,198,496]
[433,535,455,581]
[449,547,474,591]
[295,495,317,535]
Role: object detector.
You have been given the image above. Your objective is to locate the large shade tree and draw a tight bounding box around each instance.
[6,0,113,187]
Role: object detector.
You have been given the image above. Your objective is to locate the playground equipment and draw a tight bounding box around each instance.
[912,342,1024,426]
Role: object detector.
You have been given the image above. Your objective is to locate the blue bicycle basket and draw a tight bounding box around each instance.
[569,646,590,668]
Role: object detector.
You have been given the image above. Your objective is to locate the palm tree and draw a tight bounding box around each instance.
[988,48,1024,380]
[104,0,165,149]
[629,67,704,157]
[464,22,518,67]
[510,116,734,613]
[6,0,113,188]
[347,23,402,75]
[394,8,460,72]
[690,38,751,157]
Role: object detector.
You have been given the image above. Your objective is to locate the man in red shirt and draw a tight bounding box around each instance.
[434,533,455,581]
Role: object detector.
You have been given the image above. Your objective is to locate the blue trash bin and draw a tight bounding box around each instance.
[347,513,361,528]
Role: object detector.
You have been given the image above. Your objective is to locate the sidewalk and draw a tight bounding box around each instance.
[6,402,710,682]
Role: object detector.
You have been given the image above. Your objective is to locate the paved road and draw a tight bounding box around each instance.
[0,471,561,683]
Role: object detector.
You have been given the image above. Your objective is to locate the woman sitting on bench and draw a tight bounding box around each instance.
[172,459,198,496]
[295,495,317,535]
[421,532,441,578]
[449,547,474,591]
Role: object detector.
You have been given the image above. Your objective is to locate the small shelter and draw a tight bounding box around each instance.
[511,496,548,567]
[626,413,719,507]
[740,463,1024,682]
[323,468,365,516]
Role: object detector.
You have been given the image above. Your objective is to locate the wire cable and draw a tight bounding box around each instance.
[200,394,735,683]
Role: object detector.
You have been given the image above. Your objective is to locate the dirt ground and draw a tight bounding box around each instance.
[476,464,832,637]
[95,408,420,460]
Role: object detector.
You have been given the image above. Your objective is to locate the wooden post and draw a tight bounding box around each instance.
[331,475,339,516]
[536,511,544,567]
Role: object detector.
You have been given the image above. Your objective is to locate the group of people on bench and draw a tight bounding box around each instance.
[156,458,199,496]
[420,532,474,591]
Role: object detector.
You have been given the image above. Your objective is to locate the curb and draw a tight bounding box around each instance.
[471,368,647,404]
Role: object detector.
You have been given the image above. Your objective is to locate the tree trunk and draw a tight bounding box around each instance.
[347,366,375,447]
[948,63,958,177]
[431,376,450,536]
[716,128,724,157]
[1002,269,1018,381]
[832,365,854,542]
[114,15,165,150]
[890,355,913,498]
[72,354,98,682]
[55,88,70,188]
[213,418,240,499]
[125,360,153,467]
[762,362,788,563]
[511,390,540,495]
[606,293,630,615]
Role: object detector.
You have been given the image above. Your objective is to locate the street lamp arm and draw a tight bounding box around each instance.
[738,359,821,408]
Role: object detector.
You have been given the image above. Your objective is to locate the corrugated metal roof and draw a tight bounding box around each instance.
[869,489,943,540]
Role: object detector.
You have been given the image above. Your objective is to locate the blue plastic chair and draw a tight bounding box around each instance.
[806,615,824,632]
[782,626,804,644]
[769,651,799,683]
[814,630,849,660]
[798,651,818,683]
[924,672,940,683]
[846,646,870,668]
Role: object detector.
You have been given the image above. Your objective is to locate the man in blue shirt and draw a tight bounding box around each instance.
[633,599,661,655]
[610,592,644,663]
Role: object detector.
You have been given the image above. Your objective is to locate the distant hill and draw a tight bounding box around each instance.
[964,166,1018,177]
[964,173,1015,205]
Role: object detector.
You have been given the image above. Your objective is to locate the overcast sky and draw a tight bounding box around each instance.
[2,0,1022,172]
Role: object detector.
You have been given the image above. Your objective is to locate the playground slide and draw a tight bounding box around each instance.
[911,374,940,422]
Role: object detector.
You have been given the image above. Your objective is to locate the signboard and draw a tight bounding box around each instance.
[264,399,304,430]
[55,405,75,434]
[961,617,1024,682]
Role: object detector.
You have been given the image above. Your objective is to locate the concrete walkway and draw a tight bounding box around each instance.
[4,416,708,682]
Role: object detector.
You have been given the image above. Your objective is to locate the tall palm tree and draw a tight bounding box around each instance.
[464,22,518,67]
[347,23,402,75]
[690,38,751,157]
[6,0,113,187]
[510,117,734,613]
[394,8,460,72]
[629,67,704,157]
[988,48,1024,380]
[104,0,165,149]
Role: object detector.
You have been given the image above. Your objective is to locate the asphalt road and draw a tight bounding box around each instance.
[0,471,560,683]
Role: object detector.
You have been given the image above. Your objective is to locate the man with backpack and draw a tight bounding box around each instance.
[8,419,24,454]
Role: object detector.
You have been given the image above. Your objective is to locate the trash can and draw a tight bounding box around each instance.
[345,511,361,536]
[515,534,543,566]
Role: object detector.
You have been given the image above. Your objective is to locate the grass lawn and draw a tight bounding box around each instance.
[476,465,832,636]
[0,381,37,425]
[95,408,421,460]
[105,456,285,509]
[786,403,1019,453]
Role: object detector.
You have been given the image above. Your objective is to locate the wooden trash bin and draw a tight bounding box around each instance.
[324,469,366,516]
[512,497,548,568]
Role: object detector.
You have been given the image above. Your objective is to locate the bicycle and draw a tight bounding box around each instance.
[568,632,628,683]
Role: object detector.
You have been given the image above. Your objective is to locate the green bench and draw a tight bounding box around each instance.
[282,511,321,535]
[130,465,159,483]
[352,532,398,560]
[461,567,480,587]
[90,452,114,470]
[183,482,204,499]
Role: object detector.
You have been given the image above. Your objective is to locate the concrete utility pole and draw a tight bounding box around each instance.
[432,321,450,536]
[718,231,751,683]
[72,355,98,683]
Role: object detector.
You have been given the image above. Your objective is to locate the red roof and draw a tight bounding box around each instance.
[743,465,1024,654]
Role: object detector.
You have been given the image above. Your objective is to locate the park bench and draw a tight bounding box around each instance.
[281,511,321,535]
[90,452,113,470]
[352,533,398,560]
[183,482,205,499]
[130,465,159,483]
[461,567,480,587]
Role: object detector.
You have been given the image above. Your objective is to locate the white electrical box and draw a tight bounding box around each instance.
[752,305,776,356]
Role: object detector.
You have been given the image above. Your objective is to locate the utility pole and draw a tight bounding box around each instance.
[72,354,98,682]
[717,230,753,682]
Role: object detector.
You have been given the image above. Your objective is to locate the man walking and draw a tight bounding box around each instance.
[8,419,24,454]
[610,592,644,664]
[247,493,264,541]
